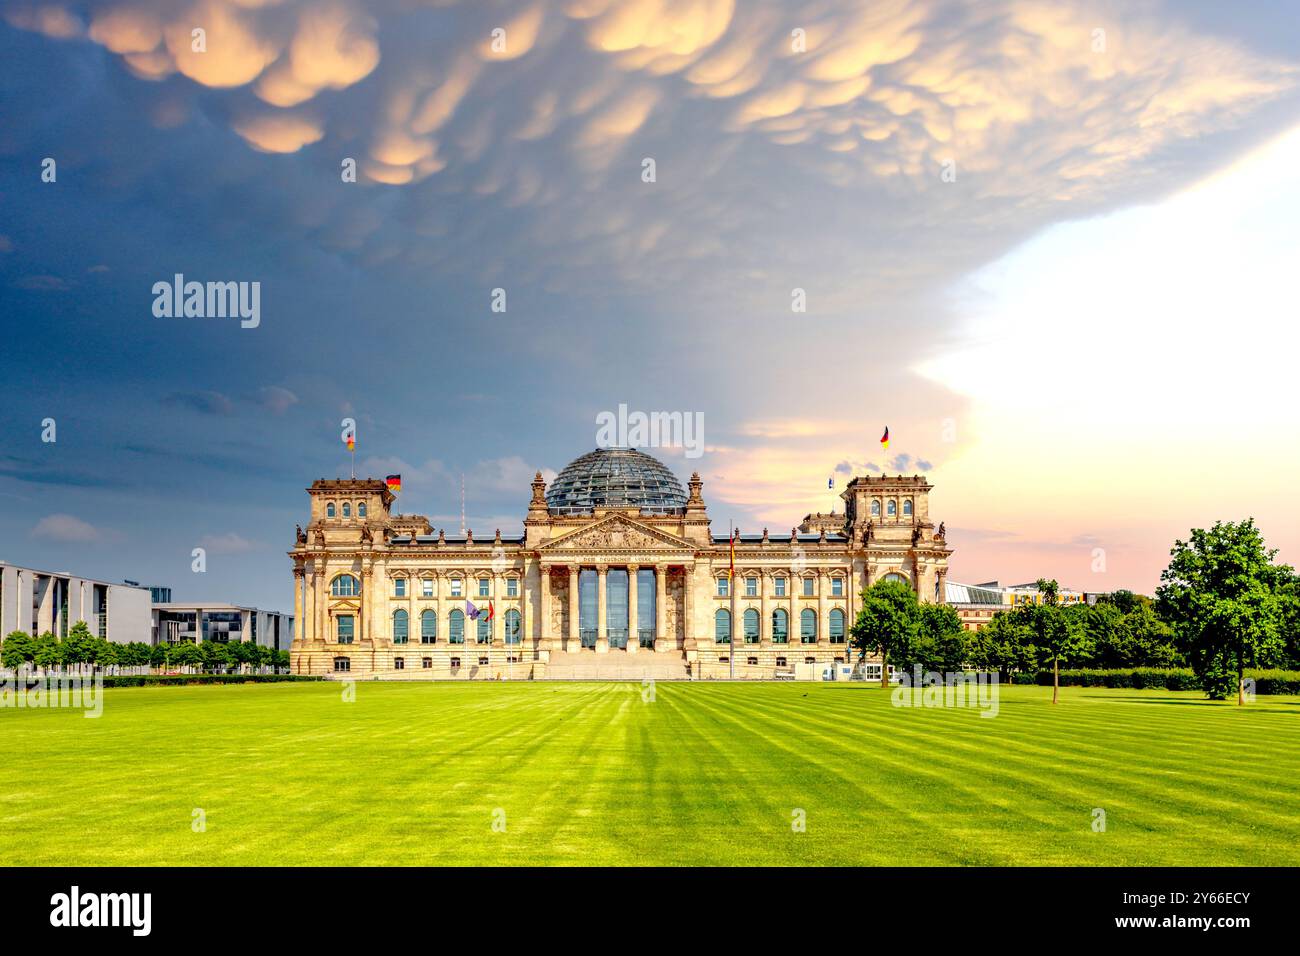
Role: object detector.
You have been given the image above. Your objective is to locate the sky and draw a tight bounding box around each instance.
[1,0,1298,612]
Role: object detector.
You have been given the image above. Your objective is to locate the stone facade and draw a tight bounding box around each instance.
[289,451,952,680]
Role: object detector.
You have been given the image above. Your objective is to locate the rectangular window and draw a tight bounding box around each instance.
[422,657,432,669]
[478,656,489,666]
[336,615,354,644]
[450,579,463,597]
[774,577,786,597]
[394,657,405,670]
[394,578,407,597]
[422,578,433,597]
[831,577,843,596]
[717,577,729,597]
[478,578,490,597]
[745,577,757,597]
[776,656,787,668]
[333,657,350,672]
[747,657,758,666]
[802,577,815,597]
[450,657,461,669]
[506,578,519,597]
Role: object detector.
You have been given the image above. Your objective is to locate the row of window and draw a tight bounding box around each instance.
[870,498,913,518]
[329,574,521,599]
[334,656,516,672]
[335,609,522,645]
[392,576,519,599]
[712,607,846,644]
[717,575,848,598]
[325,501,368,518]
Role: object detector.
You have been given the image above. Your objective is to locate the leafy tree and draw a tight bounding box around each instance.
[171,641,202,670]
[850,580,921,688]
[1025,579,1087,704]
[33,632,63,671]
[62,621,99,670]
[908,603,968,673]
[1156,519,1290,703]
[2,631,35,670]
[965,611,1034,680]
[200,640,231,673]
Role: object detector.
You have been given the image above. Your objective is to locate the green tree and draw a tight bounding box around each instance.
[1156,519,1289,703]
[2,631,36,670]
[965,611,1034,680]
[33,632,64,672]
[909,603,968,673]
[850,580,921,688]
[171,641,202,670]
[1026,579,1087,704]
[62,621,98,670]
[200,640,231,673]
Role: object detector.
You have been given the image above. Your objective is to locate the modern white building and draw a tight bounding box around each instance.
[152,604,295,650]
[0,562,152,643]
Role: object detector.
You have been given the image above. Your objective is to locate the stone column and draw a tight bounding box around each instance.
[539,565,551,650]
[626,564,639,655]
[567,565,580,652]
[682,564,694,649]
[293,567,305,642]
[360,567,372,642]
[316,561,326,644]
[595,564,609,653]
[760,570,770,646]
[654,565,667,652]
[817,568,828,647]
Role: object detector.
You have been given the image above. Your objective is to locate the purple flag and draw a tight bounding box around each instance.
[466,600,480,620]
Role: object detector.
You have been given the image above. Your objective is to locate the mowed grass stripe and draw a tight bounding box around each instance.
[1,682,1297,865]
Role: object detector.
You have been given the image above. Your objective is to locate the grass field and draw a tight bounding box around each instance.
[2,681,1298,866]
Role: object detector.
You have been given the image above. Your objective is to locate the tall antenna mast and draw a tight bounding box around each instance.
[460,473,466,536]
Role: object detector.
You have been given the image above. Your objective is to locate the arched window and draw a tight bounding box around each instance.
[829,608,845,644]
[714,608,731,644]
[504,609,521,645]
[886,500,897,517]
[870,499,880,517]
[330,574,360,597]
[326,503,336,518]
[358,502,367,517]
[902,499,913,517]
[477,614,491,644]
[743,608,759,644]
[800,608,817,643]
[882,572,906,585]
[448,609,465,644]
[392,609,408,644]
[772,609,789,644]
[342,502,351,517]
[420,610,436,644]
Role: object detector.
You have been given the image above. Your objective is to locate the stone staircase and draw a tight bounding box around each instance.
[544,650,691,680]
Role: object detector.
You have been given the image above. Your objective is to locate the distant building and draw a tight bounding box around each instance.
[0,562,152,643]
[1003,581,1086,606]
[290,444,953,680]
[944,581,1007,631]
[152,604,294,650]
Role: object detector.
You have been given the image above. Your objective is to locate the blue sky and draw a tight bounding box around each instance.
[2,0,1298,611]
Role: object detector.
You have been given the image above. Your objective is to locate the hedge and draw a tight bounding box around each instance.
[98,674,324,688]
[1020,668,1300,695]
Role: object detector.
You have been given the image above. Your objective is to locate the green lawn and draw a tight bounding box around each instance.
[2,681,1298,866]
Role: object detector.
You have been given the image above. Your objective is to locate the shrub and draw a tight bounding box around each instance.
[99,674,323,688]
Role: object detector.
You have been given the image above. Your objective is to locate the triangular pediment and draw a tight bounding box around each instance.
[539,514,695,554]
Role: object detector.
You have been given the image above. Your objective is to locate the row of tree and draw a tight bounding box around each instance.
[1,621,289,674]
[850,519,1299,703]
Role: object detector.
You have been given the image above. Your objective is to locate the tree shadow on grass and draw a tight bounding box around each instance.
[1082,694,1299,714]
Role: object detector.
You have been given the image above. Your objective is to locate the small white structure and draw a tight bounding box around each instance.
[0,562,151,643]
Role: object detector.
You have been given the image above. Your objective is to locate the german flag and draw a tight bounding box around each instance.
[880,426,890,451]
[385,474,401,494]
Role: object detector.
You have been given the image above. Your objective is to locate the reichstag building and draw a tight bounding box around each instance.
[290,446,952,679]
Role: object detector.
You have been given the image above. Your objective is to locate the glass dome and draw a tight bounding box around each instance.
[546,447,688,515]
